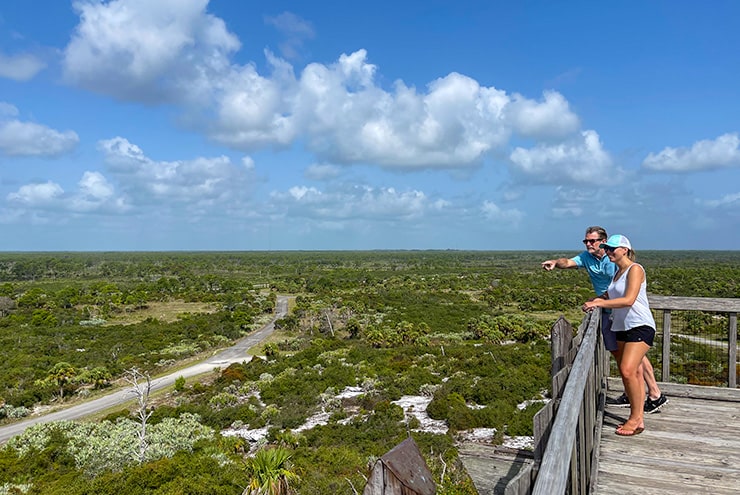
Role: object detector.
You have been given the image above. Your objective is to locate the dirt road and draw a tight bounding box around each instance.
[0,295,288,444]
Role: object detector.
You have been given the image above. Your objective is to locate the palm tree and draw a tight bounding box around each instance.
[45,362,77,400]
[243,446,300,495]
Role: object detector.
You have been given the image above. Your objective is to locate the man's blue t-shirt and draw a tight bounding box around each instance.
[570,250,615,296]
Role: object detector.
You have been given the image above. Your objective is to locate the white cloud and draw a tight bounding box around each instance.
[0,105,79,157]
[3,134,256,223]
[509,130,614,184]
[481,200,524,224]
[549,179,691,226]
[505,90,580,139]
[642,133,740,172]
[97,136,253,206]
[0,103,19,118]
[270,184,432,221]
[264,11,315,60]
[4,129,263,221]
[305,163,341,180]
[7,182,64,206]
[209,55,297,148]
[79,171,115,200]
[63,0,239,103]
[7,173,129,215]
[700,191,740,209]
[550,186,600,218]
[60,2,588,171]
[70,172,130,213]
[265,12,315,39]
[241,156,255,170]
[211,52,585,169]
[0,51,46,81]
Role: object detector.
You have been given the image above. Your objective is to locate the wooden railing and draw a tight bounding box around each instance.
[503,309,606,495]
[648,295,739,388]
[508,295,740,495]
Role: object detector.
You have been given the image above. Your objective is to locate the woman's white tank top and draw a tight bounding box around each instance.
[607,263,656,332]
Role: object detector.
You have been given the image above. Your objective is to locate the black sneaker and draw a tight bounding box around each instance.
[606,392,631,407]
[644,394,668,414]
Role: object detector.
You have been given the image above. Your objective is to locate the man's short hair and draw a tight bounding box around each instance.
[585,226,607,239]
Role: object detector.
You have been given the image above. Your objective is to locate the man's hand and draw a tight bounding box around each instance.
[542,258,576,271]
[541,260,557,271]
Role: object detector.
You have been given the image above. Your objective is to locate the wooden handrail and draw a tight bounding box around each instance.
[648,295,740,312]
[519,295,740,495]
[649,295,739,388]
[531,309,601,495]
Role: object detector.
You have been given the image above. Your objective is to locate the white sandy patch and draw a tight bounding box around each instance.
[457,427,497,442]
[220,388,535,453]
[221,426,269,444]
[393,395,448,435]
[503,436,534,450]
[516,398,549,410]
[336,386,364,399]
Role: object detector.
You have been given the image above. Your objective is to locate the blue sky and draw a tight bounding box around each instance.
[1,0,739,251]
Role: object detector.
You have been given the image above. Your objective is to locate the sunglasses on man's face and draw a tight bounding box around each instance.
[582,238,604,245]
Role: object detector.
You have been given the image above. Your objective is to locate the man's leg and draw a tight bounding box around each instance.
[602,313,632,405]
[642,355,669,413]
[641,356,661,399]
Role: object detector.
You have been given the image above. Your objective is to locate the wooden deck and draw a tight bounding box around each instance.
[595,383,740,494]
[459,444,533,495]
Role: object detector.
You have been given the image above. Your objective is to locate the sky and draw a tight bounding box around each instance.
[1,0,739,251]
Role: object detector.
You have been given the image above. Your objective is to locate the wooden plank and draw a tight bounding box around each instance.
[595,392,740,495]
[503,464,533,495]
[597,468,740,495]
[551,316,573,377]
[457,444,533,495]
[648,295,740,312]
[588,392,605,494]
[598,453,740,492]
[606,377,740,401]
[577,409,586,495]
[552,366,569,400]
[533,400,556,462]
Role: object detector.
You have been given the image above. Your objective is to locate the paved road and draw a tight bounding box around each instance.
[0,296,288,444]
[673,333,740,351]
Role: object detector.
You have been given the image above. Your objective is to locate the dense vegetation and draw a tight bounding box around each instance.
[0,250,737,494]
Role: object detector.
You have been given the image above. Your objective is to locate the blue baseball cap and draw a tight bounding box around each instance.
[600,234,631,250]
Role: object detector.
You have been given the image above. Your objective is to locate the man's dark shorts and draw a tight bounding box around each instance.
[601,312,618,352]
[615,325,655,347]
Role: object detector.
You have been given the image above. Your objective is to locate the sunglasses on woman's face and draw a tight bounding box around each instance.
[604,246,618,252]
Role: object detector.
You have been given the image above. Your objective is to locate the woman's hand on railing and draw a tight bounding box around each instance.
[582,297,604,312]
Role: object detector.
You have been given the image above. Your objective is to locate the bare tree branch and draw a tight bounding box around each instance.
[124,367,153,463]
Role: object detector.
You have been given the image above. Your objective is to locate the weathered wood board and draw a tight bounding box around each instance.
[595,394,740,494]
[458,444,533,495]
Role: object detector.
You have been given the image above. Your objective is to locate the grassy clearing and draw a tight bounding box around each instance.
[103,301,218,325]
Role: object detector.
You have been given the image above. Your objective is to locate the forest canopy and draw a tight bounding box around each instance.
[0,250,737,494]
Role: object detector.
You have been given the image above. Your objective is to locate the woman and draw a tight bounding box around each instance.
[582,234,656,436]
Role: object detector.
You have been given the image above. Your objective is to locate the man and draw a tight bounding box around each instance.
[541,226,667,413]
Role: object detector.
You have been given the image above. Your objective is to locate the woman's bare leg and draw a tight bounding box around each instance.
[616,341,650,430]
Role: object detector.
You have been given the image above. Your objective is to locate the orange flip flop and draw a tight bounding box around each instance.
[615,425,644,436]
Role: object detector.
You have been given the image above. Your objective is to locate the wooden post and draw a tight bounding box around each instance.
[728,312,737,388]
[551,316,573,378]
[661,310,671,382]
[362,437,435,495]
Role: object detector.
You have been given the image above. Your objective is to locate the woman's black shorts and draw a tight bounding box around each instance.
[615,325,655,346]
